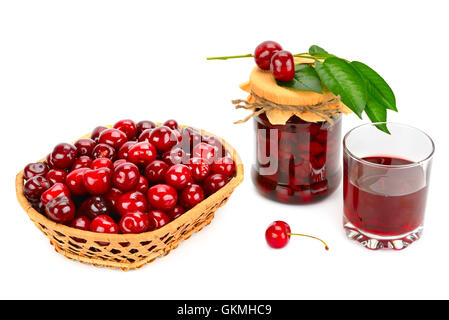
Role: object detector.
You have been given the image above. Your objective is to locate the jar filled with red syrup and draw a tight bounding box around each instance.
[252,113,342,204]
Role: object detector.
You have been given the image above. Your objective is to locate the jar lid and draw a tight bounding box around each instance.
[237,57,352,124]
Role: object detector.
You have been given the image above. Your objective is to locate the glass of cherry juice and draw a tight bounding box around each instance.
[343,122,434,250]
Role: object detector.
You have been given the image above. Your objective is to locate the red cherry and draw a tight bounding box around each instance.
[204,136,225,157]
[276,186,294,203]
[71,216,91,231]
[212,157,236,177]
[188,157,211,183]
[265,221,291,249]
[254,40,283,70]
[116,191,148,216]
[45,169,67,186]
[147,184,177,211]
[99,128,127,149]
[23,176,51,201]
[23,162,49,180]
[90,126,108,142]
[203,173,228,195]
[83,168,111,195]
[119,212,149,234]
[91,157,113,170]
[166,205,185,221]
[113,119,137,140]
[265,221,329,250]
[40,182,71,206]
[30,200,46,214]
[104,187,123,208]
[163,119,179,131]
[45,153,55,169]
[51,143,77,169]
[127,141,157,167]
[172,129,182,143]
[45,195,76,223]
[147,210,170,231]
[113,159,127,169]
[136,120,156,136]
[311,154,326,171]
[138,129,153,142]
[79,195,114,220]
[144,160,169,184]
[66,168,89,196]
[117,141,137,159]
[90,215,119,234]
[192,142,218,164]
[164,164,193,190]
[71,156,93,171]
[162,147,188,166]
[112,162,140,191]
[92,143,116,160]
[74,138,96,157]
[135,175,149,194]
[181,127,202,152]
[179,184,205,209]
[270,50,295,81]
[148,126,177,152]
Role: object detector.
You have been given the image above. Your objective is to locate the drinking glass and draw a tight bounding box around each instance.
[343,122,434,250]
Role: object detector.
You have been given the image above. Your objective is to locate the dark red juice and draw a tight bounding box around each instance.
[343,156,428,236]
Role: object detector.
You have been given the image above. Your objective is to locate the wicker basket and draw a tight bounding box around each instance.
[15,125,244,271]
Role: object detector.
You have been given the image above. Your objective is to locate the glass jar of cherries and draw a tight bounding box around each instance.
[251,113,342,204]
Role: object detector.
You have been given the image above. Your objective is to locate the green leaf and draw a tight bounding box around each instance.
[351,61,397,111]
[276,64,322,93]
[309,45,328,54]
[315,57,367,118]
[308,45,334,59]
[365,96,390,134]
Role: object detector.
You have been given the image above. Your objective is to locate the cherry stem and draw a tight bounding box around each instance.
[293,54,320,60]
[206,52,321,61]
[287,233,329,251]
[206,54,253,60]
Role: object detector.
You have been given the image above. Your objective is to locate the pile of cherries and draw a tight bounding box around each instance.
[22,119,236,235]
[254,40,295,82]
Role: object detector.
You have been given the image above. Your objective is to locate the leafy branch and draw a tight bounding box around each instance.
[278,45,396,133]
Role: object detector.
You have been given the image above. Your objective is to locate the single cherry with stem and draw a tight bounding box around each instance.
[265,221,329,250]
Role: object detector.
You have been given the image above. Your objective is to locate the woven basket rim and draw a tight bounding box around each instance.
[16,123,244,242]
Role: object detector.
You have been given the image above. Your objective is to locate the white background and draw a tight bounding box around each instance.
[0,0,448,300]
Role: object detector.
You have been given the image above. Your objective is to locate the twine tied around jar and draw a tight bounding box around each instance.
[232,91,342,124]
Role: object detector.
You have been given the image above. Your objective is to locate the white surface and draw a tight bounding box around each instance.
[0,0,448,300]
